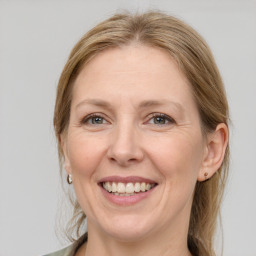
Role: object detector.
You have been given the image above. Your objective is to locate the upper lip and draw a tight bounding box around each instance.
[98,176,158,184]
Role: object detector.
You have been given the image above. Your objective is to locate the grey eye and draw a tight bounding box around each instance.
[153,116,167,124]
[148,114,175,126]
[90,116,104,124]
[81,114,107,125]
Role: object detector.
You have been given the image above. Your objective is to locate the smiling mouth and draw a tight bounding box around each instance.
[100,181,157,196]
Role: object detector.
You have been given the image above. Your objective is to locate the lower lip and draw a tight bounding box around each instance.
[99,185,157,206]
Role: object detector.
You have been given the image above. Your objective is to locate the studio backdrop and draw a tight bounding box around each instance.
[0,1,255,256]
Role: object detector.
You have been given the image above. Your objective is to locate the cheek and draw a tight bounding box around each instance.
[147,134,203,217]
[66,134,107,215]
[147,133,203,181]
[67,133,106,178]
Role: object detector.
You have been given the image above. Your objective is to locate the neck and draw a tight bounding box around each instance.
[84,222,192,256]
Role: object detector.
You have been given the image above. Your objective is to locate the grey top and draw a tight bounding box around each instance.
[43,243,76,256]
[43,234,87,256]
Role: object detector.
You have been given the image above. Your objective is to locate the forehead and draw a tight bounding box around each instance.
[72,45,197,113]
[76,44,184,82]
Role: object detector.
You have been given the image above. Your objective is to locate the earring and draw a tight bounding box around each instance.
[204,172,208,180]
[67,174,73,184]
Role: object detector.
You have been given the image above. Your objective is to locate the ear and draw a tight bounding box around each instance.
[197,123,229,181]
[60,134,72,175]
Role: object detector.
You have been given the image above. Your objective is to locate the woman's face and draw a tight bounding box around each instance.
[62,45,208,241]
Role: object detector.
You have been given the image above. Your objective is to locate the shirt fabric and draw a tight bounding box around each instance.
[43,243,76,256]
[43,234,87,256]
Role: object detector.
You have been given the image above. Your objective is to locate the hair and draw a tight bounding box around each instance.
[54,11,229,256]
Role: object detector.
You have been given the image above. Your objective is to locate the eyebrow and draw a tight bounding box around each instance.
[75,99,113,110]
[138,100,183,110]
[75,99,184,113]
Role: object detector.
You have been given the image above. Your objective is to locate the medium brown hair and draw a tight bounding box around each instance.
[54,11,229,256]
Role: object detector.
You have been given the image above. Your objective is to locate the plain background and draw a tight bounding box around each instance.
[0,0,256,255]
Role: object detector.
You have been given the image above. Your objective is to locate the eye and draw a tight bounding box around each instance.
[147,113,175,126]
[81,114,108,125]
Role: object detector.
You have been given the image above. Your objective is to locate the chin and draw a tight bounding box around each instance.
[99,215,155,242]
[107,228,152,243]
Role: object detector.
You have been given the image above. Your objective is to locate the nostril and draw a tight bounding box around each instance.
[107,142,144,166]
[109,156,139,166]
[128,158,138,162]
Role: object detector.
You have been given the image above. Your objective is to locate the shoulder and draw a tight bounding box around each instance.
[42,234,87,256]
[42,243,76,256]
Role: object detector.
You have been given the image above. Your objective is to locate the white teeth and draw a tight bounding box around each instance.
[102,181,155,195]
[103,181,112,192]
[141,182,146,192]
[126,183,134,193]
[112,182,117,192]
[117,182,126,193]
[134,182,140,192]
[146,183,151,191]
[114,192,136,196]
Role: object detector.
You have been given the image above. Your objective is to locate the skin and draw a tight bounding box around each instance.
[61,44,228,256]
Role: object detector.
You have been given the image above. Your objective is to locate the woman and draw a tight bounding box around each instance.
[46,11,229,256]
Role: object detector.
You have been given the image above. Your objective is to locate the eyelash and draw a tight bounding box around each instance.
[80,113,107,125]
[147,113,175,126]
[80,113,175,126]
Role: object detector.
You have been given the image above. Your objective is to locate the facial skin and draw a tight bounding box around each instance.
[62,44,227,256]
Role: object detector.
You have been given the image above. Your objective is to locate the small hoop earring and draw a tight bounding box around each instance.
[67,174,73,184]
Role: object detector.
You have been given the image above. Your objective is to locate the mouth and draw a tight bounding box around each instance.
[98,176,158,201]
[100,181,157,196]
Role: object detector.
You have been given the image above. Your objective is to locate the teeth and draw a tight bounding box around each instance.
[103,181,112,192]
[146,183,151,191]
[134,182,140,192]
[141,182,146,192]
[126,183,134,193]
[114,192,136,196]
[112,182,117,192]
[103,181,155,194]
[117,182,126,193]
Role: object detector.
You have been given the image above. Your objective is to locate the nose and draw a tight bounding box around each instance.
[107,123,144,167]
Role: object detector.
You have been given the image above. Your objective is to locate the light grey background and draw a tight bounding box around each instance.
[0,0,256,255]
